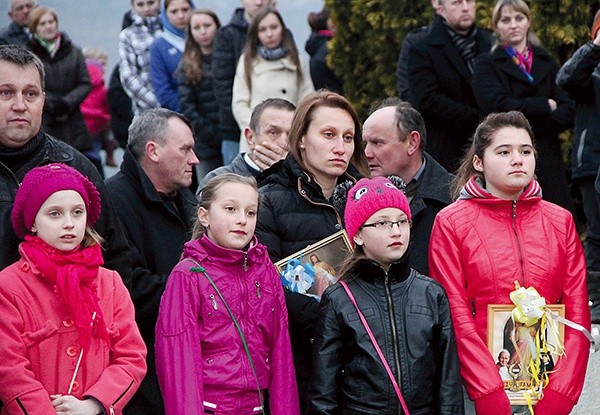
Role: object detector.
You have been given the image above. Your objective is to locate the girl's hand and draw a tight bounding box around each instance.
[50,394,103,415]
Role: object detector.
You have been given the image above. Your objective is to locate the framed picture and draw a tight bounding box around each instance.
[275,230,353,297]
[487,304,565,406]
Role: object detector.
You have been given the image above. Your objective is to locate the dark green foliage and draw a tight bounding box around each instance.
[327,0,597,119]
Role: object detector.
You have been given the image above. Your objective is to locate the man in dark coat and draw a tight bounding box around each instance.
[106,108,199,415]
[408,0,492,172]
[0,45,133,288]
[363,98,454,275]
[212,0,275,163]
[0,0,37,46]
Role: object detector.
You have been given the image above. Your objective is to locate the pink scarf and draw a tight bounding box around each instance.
[19,235,109,352]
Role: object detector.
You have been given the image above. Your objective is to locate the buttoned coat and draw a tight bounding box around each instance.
[0,260,147,415]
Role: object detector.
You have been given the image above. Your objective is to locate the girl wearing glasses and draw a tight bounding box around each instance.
[307,176,463,415]
[429,111,590,415]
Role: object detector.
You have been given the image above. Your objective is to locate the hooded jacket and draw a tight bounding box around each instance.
[308,255,463,415]
[155,235,299,415]
[429,177,590,410]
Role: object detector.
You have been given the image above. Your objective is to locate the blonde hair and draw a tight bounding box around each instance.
[81,227,104,248]
[192,174,259,239]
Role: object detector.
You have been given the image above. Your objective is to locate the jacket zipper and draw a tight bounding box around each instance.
[511,200,526,286]
[384,273,403,414]
[109,380,134,415]
[243,251,248,271]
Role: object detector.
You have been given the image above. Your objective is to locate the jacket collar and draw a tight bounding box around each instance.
[119,147,198,214]
[460,176,542,201]
[350,251,412,284]
[490,44,552,87]
[413,152,455,205]
[183,234,268,267]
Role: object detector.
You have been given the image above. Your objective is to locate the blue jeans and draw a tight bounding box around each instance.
[221,140,239,165]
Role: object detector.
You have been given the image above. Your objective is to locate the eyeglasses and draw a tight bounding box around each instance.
[361,219,411,230]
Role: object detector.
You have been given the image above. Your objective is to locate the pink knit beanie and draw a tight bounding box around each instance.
[344,176,411,245]
[12,163,102,239]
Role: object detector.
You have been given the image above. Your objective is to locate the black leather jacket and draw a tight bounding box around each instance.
[307,254,464,415]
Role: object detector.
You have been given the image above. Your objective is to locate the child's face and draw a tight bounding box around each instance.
[353,207,410,270]
[31,190,87,251]
[198,182,259,250]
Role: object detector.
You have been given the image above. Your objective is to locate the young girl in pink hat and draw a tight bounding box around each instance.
[0,163,146,415]
[307,176,463,415]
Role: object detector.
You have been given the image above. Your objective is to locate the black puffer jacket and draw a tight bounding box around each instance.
[256,154,362,410]
[307,256,464,415]
[27,33,92,152]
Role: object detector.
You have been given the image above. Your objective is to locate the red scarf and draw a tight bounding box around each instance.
[19,235,109,353]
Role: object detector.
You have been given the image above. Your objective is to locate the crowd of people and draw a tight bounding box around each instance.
[0,0,596,414]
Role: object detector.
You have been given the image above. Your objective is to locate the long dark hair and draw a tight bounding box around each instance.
[243,7,301,92]
[452,111,536,199]
[181,9,221,85]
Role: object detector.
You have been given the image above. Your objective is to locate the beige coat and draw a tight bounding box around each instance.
[232,54,314,151]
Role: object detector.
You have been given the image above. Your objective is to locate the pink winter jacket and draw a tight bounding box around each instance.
[155,235,300,415]
[80,61,110,136]
[0,257,147,415]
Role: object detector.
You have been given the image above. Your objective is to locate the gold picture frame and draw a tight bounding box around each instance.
[487,304,565,406]
[275,230,353,296]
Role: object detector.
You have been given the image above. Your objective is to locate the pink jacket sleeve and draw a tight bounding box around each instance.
[428,214,506,401]
[0,270,56,414]
[155,266,205,415]
[266,265,300,415]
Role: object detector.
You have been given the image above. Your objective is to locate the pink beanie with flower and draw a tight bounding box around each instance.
[344,176,411,245]
[12,163,102,239]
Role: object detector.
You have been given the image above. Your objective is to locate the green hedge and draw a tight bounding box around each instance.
[327,0,596,119]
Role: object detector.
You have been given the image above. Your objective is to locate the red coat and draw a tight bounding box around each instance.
[0,257,147,415]
[429,178,590,407]
[81,61,111,136]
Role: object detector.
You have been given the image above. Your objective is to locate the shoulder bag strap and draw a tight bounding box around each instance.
[339,280,410,415]
[184,258,266,415]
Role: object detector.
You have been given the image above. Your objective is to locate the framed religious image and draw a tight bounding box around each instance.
[487,304,565,406]
[275,230,353,298]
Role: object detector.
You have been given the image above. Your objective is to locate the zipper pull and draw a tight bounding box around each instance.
[243,251,248,271]
[255,281,261,299]
[512,200,517,219]
[209,294,218,310]
[110,406,115,415]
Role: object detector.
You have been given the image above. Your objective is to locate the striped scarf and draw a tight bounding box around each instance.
[445,22,478,74]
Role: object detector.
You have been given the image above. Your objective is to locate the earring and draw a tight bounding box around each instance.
[300,144,305,149]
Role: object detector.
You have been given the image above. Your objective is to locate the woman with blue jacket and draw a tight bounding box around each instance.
[150,0,193,111]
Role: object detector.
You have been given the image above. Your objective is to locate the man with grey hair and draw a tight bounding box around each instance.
[105,107,198,415]
[0,0,37,46]
[0,44,132,286]
[362,98,454,274]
